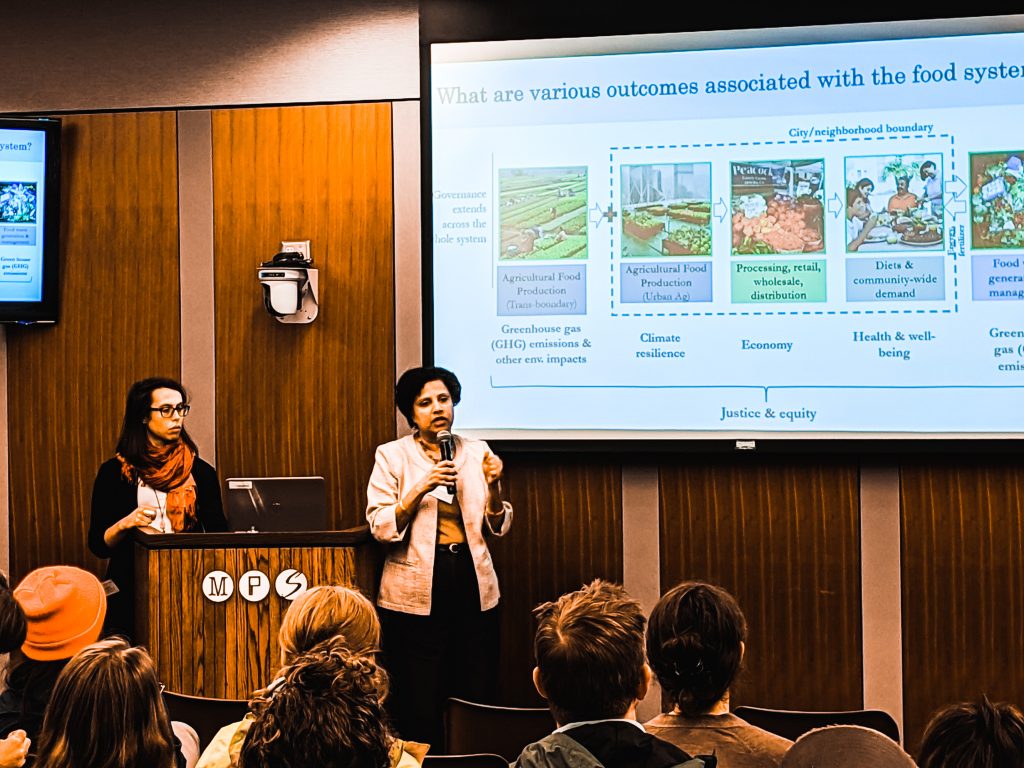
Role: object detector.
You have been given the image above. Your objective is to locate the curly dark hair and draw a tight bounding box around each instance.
[918,696,1024,768]
[240,636,394,768]
[394,367,461,428]
[646,581,747,716]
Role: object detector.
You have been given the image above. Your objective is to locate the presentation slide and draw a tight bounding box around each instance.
[429,19,1024,439]
[0,128,47,303]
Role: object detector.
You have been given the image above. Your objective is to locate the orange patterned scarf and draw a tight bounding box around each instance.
[117,441,198,532]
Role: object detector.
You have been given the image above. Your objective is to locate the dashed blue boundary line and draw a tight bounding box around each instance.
[609,133,963,317]
[610,309,955,317]
[610,133,948,150]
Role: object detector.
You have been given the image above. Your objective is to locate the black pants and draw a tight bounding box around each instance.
[379,545,500,749]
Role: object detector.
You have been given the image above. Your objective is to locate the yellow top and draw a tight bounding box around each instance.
[436,494,466,545]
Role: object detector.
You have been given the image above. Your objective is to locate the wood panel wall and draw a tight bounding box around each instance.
[6,112,181,581]
[212,104,395,531]
[490,454,624,705]
[659,459,863,712]
[901,460,1024,754]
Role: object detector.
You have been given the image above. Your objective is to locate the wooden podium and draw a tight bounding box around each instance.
[134,527,380,699]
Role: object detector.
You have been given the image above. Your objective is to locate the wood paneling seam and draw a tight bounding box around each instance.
[177,110,217,464]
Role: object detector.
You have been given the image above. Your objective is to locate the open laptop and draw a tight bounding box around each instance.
[224,476,328,532]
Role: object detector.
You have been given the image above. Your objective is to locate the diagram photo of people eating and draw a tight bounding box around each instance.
[844,154,944,253]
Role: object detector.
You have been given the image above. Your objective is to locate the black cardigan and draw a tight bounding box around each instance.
[87,456,227,634]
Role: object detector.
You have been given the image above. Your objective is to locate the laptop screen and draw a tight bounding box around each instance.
[224,477,328,532]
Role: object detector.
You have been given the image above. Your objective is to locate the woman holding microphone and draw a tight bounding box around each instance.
[366,366,512,746]
[88,377,227,637]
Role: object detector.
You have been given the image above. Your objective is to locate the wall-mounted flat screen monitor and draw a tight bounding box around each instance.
[0,117,60,324]
[426,16,1024,443]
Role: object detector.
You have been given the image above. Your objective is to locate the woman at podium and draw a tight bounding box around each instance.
[88,377,227,637]
[366,366,512,745]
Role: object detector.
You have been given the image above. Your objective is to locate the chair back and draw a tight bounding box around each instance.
[733,705,901,744]
[444,697,555,761]
[162,689,250,752]
[424,755,510,768]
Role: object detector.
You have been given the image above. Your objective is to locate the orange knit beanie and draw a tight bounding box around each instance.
[14,566,106,661]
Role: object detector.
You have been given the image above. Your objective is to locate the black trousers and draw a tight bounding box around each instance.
[379,545,500,749]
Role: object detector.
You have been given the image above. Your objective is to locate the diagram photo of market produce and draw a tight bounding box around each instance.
[730,160,825,256]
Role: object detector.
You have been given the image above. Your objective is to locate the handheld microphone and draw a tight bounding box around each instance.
[437,430,456,496]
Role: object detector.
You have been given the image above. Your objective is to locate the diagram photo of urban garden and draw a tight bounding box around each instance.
[731,159,825,256]
[970,151,1024,249]
[620,163,712,258]
[498,167,587,261]
[844,154,944,254]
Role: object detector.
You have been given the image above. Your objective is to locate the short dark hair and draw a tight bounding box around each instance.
[918,696,1024,768]
[920,161,936,173]
[115,377,197,467]
[533,580,646,725]
[647,581,747,716]
[394,367,461,428]
[240,636,393,768]
[856,178,874,193]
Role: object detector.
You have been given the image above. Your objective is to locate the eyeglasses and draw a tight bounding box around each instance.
[150,403,191,418]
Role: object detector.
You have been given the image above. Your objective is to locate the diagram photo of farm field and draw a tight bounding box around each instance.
[499,167,587,261]
[621,163,712,258]
[970,151,1024,249]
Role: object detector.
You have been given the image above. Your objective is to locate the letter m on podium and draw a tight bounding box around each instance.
[207,574,230,597]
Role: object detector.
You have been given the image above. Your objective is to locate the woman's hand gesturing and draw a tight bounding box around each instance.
[482,452,503,488]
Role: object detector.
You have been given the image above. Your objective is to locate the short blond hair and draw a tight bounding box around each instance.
[278,586,379,666]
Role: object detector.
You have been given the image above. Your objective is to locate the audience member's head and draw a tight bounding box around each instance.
[2,566,108,745]
[782,725,917,768]
[240,636,394,768]
[918,696,1024,768]
[34,639,177,768]
[532,579,649,727]
[14,566,106,662]
[277,585,379,666]
[647,580,746,716]
[0,571,27,655]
